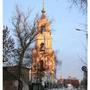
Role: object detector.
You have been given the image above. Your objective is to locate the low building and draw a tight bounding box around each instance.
[3,65,30,90]
[57,78,80,88]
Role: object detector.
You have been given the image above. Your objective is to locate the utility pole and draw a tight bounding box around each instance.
[75,28,88,89]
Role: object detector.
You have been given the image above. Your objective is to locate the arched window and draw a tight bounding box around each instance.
[40,42,45,51]
[40,25,45,33]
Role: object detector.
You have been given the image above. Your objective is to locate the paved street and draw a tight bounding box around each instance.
[48,88,86,90]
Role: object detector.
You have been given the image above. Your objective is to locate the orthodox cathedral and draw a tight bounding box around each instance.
[31,0,56,82]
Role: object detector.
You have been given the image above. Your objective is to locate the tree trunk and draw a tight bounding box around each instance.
[18,52,24,90]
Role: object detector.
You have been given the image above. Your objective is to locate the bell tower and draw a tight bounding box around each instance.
[31,0,56,82]
[36,0,52,49]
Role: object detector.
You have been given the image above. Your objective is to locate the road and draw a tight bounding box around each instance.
[48,88,86,90]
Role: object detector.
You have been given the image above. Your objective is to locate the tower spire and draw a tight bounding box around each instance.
[42,0,45,13]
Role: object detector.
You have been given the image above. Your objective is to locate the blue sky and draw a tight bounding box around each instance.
[3,0,87,80]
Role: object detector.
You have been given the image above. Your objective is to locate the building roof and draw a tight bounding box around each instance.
[3,66,18,81]
[3,65,31,81]
[41,13,46,19]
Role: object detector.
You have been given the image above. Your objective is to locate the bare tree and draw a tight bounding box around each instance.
[56,0,87,14]
[12,6,38,90]
[69,0,87,14]
[3,26,16,65]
